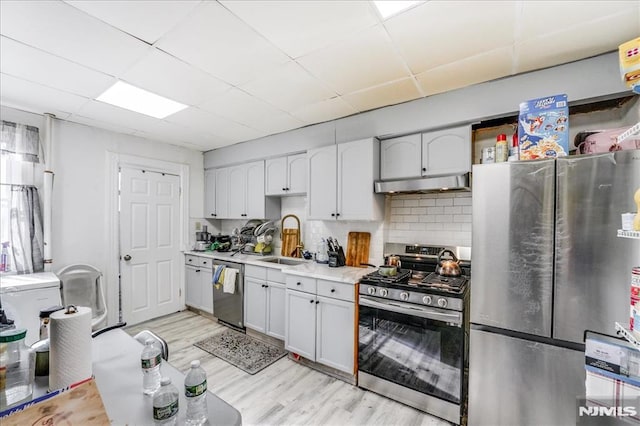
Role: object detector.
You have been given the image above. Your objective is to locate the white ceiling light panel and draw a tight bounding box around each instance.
[373,1,424,19]
[96,81,188,119]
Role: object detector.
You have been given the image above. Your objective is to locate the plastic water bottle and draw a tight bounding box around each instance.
[184,360,208,425]
[153,377,179,425]
[141,339,162,395]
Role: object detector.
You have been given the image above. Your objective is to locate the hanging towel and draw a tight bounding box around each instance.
[212,265,226,285]
[223,268,238,294]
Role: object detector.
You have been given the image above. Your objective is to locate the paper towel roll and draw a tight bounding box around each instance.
[49,306,93,390]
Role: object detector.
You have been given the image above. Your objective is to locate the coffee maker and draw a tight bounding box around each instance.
[194,225,211,251]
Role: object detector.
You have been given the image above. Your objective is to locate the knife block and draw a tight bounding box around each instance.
[328,247,346,268]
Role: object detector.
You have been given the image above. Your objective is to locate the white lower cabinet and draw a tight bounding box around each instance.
[284,275,355,374]
[244,266,286,340]
[184,255,213,314]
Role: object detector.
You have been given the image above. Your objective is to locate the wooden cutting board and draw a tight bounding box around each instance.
[3,379,109,426]
[345,232,371,267]
[281,228,301,258]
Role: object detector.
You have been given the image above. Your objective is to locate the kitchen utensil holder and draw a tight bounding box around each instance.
[328,247,346,268]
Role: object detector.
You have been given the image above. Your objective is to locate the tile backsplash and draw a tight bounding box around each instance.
[199,191,472,260]
[386,192,472,247]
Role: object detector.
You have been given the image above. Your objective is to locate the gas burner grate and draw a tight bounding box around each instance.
[361,269,411,284]
[421,272,468,290]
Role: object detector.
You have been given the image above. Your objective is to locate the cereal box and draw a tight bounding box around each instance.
[518,94,569,160]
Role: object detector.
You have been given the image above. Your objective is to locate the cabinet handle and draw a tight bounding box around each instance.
[331,213,335,217]
[282,187,286,191]
[285,187,289,191]
[331,289,335,293]
[336,213,340,217]
[315,301,319,304]
[297,282,301,286]
[211,213,216,217]
[188,259,193,262]
[241,213,247,217]
[265,285,269,288]
[196,269,201,272]
[422,167,426,172]
[309,299,314,304]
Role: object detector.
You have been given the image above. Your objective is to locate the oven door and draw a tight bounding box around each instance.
[358,295,464,405]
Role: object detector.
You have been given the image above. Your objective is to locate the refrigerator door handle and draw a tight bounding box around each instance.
[359,296,462,326]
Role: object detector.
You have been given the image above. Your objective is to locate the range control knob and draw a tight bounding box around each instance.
[379,289,389,297]
[400,292,409,301]
[422,295,432,305]
[437,298,448,308]
[367,287,376,295]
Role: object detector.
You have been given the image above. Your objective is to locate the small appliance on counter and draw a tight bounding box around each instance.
[194,225,211,252]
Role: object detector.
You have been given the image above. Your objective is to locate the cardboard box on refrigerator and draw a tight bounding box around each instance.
[518,94,569,160]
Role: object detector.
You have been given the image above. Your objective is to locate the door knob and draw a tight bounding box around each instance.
[123,254,132,261]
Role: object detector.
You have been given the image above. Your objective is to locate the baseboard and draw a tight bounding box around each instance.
[288,353,357,386]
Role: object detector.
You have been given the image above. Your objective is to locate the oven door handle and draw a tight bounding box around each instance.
[359,296,462,326]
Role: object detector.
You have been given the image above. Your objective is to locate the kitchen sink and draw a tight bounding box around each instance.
[261,258,307,266]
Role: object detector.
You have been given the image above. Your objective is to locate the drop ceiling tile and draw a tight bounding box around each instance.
[290,97,356,124]
[415,47,512,96]
[164,107,265,143]
[249,112,305,135]
[65,0,200,44]
[0,36,115,99]
[241,61,337,111]
[132,130,217,151]
[384,1,516,74]
[0,73,89,119]
[156,1,290,86]
[199,88,290,128]
[518,1,640,43]
[67,114,139,136]
[297,25,411,95]
[515,10,640,74]
[0,1,151,76]
[221,0,380,58]
[343,78,422,112]
[122,49,231,106]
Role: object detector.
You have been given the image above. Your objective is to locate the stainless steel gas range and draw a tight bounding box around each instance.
[357,243,471,425]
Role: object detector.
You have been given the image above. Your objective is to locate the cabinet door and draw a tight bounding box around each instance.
[266,282,286,340]
[287,153,307,195]
[285,290,316,360]
[185,266,200,308]
[204,170,216,218]
[244,161,265,218]
[421,125,471,177]
[380,134,422,180]
[244,278,267,333]
[337,138,381,221]
[307,145,336,220]
[265,157,287,196]
[214,168,229,219]
[315,296,354,373]
[200,268,213,314]
[227,165,246,218]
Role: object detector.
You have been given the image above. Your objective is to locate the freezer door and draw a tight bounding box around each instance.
[471,160,555,336]
[468,328,584,426]
[554,149,640,343]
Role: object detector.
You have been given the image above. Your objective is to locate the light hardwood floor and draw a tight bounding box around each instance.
[125,310,448,426]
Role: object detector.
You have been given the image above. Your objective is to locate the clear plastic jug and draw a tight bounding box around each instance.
[0,328,35,410]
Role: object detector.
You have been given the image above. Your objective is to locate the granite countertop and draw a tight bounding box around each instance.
[184,250,372,284]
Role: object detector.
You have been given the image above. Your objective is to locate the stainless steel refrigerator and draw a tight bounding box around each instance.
[469,149,640,425]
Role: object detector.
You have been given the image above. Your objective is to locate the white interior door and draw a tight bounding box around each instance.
[120,167,181,325]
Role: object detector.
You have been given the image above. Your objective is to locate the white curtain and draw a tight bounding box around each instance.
[0,120,43,274]
[9,186,44,274]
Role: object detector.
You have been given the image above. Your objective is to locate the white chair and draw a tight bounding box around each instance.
[56,264,108,331]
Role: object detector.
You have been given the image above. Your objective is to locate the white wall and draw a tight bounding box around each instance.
[1,105,204,324]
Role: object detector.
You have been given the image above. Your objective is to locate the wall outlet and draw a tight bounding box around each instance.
[195,221,201,231]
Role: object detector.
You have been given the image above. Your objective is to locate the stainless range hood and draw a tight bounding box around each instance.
[374,173,470,194]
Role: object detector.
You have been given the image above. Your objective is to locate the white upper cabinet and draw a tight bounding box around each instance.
[204,169,216,218]
[265,153,307,196]
[308,145,337,220]
[380,134,422,180]
[204,168,228,218]
[379,125,471,180]
[208,160,279,220]
[421,125,471,177]
[308,138,383,221]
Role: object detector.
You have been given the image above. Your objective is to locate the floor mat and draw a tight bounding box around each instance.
[194,328,287,375]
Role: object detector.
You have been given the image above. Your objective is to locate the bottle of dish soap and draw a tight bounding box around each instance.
[0,242,10,273]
